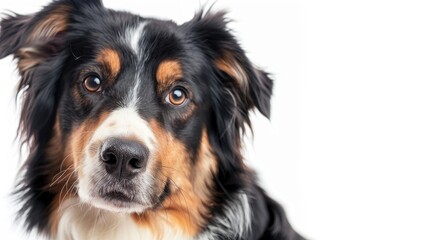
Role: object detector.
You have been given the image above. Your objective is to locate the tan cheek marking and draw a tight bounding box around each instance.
[45,114,70,192]
[156,60,183,93]
[96,48,121,79]
[44,114,70,190]
[45,114,63,168]
[132,123,217,237]
[66,112,110,175]
[192,129,218,204]
[46,114,70,236]
[49,112,110,235]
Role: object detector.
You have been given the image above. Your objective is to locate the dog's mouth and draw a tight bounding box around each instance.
[97,190,145,210]
[88,178,171,212]
[95,187,143,211]
[103,191,133,203]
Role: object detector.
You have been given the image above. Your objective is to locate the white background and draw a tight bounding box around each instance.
[1,0,429,239]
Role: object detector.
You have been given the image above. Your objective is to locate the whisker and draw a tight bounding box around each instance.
[50,164,75,187]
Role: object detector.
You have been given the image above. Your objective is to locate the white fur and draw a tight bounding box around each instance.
[128,22,147,55]
[78,107,157,213]
[87,107,156,151]
[199,193,251,239]
[56,193,251,240]
[129,72,141,107]
[56,198,194,240]
[125,22,149,107]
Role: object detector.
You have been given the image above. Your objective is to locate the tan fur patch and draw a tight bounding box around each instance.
[156,60,183,92]
[45,115,70,193]
[97,48,121,79]
[132,122,217,237]
[17,5,71,72]
[17,47,44,72]
[68,112,109,171]
[28,5,71,42]
[43,114,72,236]
[49,112,110,234]
[215,53,248,87]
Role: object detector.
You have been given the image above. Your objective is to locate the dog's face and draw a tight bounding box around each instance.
[63,18,213,213]
[0,0,272,230]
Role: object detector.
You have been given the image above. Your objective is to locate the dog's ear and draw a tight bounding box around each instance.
[183,10,273,118]
[0,0,103,71]
[0,0,103,144]
[182,11,274,178]
[0,3,69,72]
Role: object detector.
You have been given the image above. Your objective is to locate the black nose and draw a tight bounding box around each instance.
[100,138,148,179]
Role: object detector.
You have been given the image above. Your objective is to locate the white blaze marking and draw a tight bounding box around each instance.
[89,107,156,151]
[129,72,141,107]
[129,22,147,55]
[126,22,149,107]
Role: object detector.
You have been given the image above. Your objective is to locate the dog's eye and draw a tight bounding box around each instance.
[83,75,102,92]
[166,87,188,106]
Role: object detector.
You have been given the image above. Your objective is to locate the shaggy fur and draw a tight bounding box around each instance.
[0,0,304,239]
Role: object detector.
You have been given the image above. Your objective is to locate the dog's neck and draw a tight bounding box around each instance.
[54,193,251,240]
[55,198,194,240]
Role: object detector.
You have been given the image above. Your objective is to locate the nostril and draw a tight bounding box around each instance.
[102,151,117,165]
[129,158,144,169]
[100,138,149,179]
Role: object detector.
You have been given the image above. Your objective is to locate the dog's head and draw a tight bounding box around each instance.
[0,0,272,234]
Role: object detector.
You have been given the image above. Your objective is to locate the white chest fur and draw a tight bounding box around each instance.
[56,199,194,240]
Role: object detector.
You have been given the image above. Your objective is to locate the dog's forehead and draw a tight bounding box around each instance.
[119,18,181,57]
[80,16,190,112]
[127,22,146,55]
[81,11,181,60]
[107,18,186,80]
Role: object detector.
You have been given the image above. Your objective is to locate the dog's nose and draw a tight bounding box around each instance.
[100,138,148,179]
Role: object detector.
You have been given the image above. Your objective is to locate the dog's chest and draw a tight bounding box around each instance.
[56,199,194,240]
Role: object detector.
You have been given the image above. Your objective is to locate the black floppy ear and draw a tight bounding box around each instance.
[0,1,72,145]
[0,0,103,231]
[183,10,273,118]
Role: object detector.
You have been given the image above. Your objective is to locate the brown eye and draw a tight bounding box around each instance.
[167,87,188,106]
[83,75,102,92]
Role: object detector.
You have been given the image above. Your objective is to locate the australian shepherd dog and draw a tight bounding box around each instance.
[0,0,304,239]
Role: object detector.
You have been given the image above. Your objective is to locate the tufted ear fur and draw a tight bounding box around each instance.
[183,10,273,119]
[0,2,70,71]
[0,1,70,147]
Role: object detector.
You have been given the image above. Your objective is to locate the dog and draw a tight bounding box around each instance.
[0,0,304,239]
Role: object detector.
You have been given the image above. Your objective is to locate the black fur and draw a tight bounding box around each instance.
[0,1,72,232]
[0,0,304,239]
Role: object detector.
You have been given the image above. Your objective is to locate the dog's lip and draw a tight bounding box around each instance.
[103,191,133,202]
[99,180,171,210]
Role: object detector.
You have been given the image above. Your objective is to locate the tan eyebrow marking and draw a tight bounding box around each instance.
[156,59,183,92]
[96,48,121,78]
